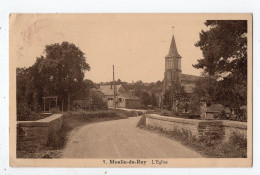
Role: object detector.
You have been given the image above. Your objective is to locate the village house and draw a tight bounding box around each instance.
[99,84,141,109]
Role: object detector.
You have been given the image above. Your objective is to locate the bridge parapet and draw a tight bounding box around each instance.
[17,114,64,151]
[145,114,247,141]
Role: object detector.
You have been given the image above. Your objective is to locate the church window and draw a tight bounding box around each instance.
[178,59,181,70]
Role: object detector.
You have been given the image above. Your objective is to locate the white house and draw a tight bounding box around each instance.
[99,84,140,108]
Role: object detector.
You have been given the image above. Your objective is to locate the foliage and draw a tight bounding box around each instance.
[150,93,158,107]
[194,20,247,78]
[134,90,151,108]
[214,110,228,120]
[89,94,107,110]
[193,20,247,114]
[39,42,90,110]
[192,75,218,106]
[163,90,172,110]
[163,81,188,113]
[17,102,32,121]
[16,42,90,118]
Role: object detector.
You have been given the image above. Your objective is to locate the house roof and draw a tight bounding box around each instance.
[89,87,104,93]
[73,87,103,100]
[165,34,181,58]
[99,84,124,96]
[99,84,140,100]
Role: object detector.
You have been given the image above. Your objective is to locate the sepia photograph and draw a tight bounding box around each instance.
[9,13,252,167]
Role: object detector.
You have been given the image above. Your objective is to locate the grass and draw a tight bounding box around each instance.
[138,117,247,158]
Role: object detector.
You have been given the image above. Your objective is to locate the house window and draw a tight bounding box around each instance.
[119,98,122,102]
[108,98,113,101]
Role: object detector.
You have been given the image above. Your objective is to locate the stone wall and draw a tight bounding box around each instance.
[146,114,199,138]
[222,120,247,142]
[17,114,64,151]
[145,114,247,141]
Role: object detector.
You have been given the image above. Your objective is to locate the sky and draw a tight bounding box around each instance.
[10,14,209,83]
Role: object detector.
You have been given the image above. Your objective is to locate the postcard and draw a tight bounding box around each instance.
[9,13,252,167]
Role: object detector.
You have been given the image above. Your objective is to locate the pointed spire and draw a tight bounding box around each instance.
[165,33,181,58]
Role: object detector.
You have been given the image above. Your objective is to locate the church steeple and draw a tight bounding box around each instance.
[164,32,182,91]
[165,34,181,58]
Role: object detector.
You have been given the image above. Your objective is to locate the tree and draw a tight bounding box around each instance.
[134,90,151,108]
[194,20,247,79]
[163,89,172,110]
[89,94,107,110]
[163,80,188,113]
[16,67,32,120]
[16,42,90,113]
[194,20,247,112]
[16,68,30,106]
[38,42,90,110]
[150,93,158,107]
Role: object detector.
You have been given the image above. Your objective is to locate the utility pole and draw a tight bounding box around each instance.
[113,65,116,109]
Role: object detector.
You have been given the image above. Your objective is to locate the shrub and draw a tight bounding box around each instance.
[160,110,174,116]
[178,114,201,119]
[236,108,247,122]
[214,110,228,120]
[17,102,32,121]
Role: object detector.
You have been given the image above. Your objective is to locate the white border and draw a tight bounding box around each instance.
[1,0,260,174]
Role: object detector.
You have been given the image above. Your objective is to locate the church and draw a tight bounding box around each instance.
[159,32,201,108]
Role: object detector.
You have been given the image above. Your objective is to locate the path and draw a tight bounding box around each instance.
[62,116,203,158]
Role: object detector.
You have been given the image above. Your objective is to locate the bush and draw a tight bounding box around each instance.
[213,110,228,120]
[17,102,32,121]
[178,114,201,119]
[116,109,143,117]
[160,110,174,116]
[236,108,247,122]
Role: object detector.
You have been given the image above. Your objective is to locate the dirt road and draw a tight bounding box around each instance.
[62,116,203,158]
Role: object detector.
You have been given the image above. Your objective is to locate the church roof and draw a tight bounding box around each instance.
[165,34,181,58]
[180,73,201,82]
[180,74,201,93]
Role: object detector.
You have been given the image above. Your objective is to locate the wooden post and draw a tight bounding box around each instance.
[48,99,50,111]
[113,65,116,109]
[55,98,57,108]
[68,93,71,111]
[43,98,46,112]
[62,99,64,112]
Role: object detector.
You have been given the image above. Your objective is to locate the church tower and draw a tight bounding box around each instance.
[164,33,182,92]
